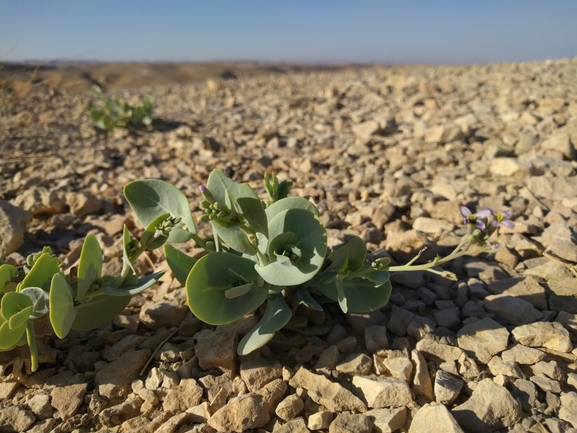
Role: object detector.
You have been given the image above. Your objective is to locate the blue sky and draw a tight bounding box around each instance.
[2,0,576,64]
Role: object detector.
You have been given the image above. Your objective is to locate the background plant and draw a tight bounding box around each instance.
[89,85,154,133]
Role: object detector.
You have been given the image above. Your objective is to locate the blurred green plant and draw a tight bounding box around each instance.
[89,85,154,132]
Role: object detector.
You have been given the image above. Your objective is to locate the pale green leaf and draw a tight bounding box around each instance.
[186,253,268,325]
[0,264,18,293]
[164,244,196,286]
[237,294,292,355]
[103,271,165,296]
[19,253,60,292]
[20,287,50,319]
[76,234,103,301]
[124,179,196,241]
[49,274,77,339]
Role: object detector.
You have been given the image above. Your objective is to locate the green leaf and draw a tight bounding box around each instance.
[20,287,50,319]
[8,306,32,329]
[224,282,254,299]
[318,277,393,313]
[91,85,102,97]
[328,236,367,274]
[255,208,326,286]
[206,170,268,235]
[0,319,28,350]
[90,109,103,122]
[19,253,60,292]
[336,279,348,313]
[124,179,197,242]
[164,244,196,286]
[186,252,268,325]
[265,196,319,221]
[211,223,257,256]
[49,274,77,339]
[103,271,165,296]
[76,234,103,301]
[0,264,18,293]
[237,294,292,355]
[206,169,267,253]
[369,270,391,288]
[291,288,323,311]
[1,292,33,319]
[141,212,171,250]
[122,225,137,275]
[277,180,293,201]
[71,294,131,331]
[237,195,268,237]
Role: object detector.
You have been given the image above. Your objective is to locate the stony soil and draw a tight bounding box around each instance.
[1,57,577,433]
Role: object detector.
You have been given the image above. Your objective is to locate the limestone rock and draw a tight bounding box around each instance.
[351,375,413,408]
[540,132,576,159]
[0,406,36,433]
[195,329,237,374]
[410,403,464,433]
[452,379,521,432]
[329,413,374,433]
[489,158,532,181]
[365,325,389,352]
[559,392,577,428]
[276,418,310,433]
[240,359,282,392]
[11,187,64,216]
[487,277,548,310]
[501,344,546,364]
[425,125,465,144]
[352,120,381,138]
[412,349,433,400]
[511,322,573,353]
[139,300,188,329]
[365,407,407,433]
[163,378,203,412]
[0,200,31,256]
[483,294,542,325]
[289,367,366,412]
[208,393,270,432]
[308,411,333,430]
[434,370,463,404]
[95,349,150,399]
[26,393,52,420]
[275,394,304,421]
[336,353,373,375]
[415,339,463,363]
[50,382,88,420]
[65,191,103,218]
[457,317,510,364]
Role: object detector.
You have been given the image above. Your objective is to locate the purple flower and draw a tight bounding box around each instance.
[459,206,490,230]
[490,210,515,229]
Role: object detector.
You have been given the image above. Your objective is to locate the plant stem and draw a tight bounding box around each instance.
[387,243,490,276]
[26,323,38,372]
[191,233,210,251]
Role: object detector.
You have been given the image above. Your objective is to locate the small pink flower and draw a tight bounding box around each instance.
[459,206,491,230]
[489,210,515,229]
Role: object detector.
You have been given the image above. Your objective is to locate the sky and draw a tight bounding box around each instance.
[1,0,577,64]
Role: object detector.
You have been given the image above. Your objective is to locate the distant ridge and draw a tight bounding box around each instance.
[0,61,372,93]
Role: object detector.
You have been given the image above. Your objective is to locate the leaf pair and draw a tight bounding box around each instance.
[124,179,197,244]
[316,236,392,313]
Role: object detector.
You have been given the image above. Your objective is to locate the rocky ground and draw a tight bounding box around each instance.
[1,57,577,433]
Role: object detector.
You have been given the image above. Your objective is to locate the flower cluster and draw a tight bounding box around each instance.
[459,206,514,250]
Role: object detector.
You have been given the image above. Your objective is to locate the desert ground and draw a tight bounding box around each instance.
[1,58,577,432]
